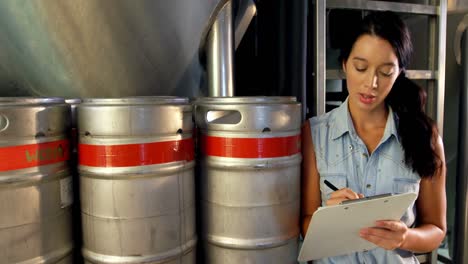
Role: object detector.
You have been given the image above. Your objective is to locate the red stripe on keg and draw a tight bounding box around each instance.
[0,140,70,172]
[201,135,300,158]
[79,138,194,167]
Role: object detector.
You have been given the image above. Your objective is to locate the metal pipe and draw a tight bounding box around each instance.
[436,0,447,137]
[234,0,257,50]
[314,0,326,116]
[207,1,235,97]
[455,29,468,264]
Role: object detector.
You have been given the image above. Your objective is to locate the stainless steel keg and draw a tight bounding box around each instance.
[194,97,302,264]
[0,97,73,263]
[78,97,196,264]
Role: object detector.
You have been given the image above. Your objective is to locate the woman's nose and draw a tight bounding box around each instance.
[366,72,378,89]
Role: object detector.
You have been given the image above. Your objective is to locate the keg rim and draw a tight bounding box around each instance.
[65,98,82,105]
[193,96,297,104]
[81,96,189,105]
[0,97,65,105]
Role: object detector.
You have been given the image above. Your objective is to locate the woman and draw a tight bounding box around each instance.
[301,11,446,263]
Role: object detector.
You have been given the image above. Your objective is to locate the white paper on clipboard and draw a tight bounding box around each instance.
[298,192,418,262]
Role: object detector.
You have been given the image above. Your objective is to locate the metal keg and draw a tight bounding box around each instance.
[0,97,73,263]
[194,97,302,264]
[78,97,196,264]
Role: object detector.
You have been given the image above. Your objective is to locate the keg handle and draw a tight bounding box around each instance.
[0,114,8,132]
[206,110,241,125]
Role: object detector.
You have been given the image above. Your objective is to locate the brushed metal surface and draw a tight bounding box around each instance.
[195,97,301,264]
[0,0,220,97]
[0,97,73,264]
[78,97,196,264]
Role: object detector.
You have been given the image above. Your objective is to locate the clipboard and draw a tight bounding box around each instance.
[298,192,418,262]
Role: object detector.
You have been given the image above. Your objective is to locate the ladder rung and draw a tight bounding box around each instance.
[325,69,436,80]
[327,0,438,15]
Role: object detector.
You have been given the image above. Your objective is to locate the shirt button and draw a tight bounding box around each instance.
[366,184,372,189]
[362,153,368,157]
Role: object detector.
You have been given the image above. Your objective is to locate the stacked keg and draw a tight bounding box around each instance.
[77,97,197,264]
[0,97,74,263]
[195,97,302,264]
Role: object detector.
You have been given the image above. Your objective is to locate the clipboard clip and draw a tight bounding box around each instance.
[340,193,393,205]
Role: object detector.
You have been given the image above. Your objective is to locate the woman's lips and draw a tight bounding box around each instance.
[359,93,376,104]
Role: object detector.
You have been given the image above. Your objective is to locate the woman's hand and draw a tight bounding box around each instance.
[325,188,364,206]
[359,220,409,250]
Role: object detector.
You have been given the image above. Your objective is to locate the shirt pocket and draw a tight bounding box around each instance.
[320,173,348,203]
[393,178,420,194]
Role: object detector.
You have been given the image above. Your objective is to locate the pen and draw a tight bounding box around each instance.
[324,180,339,191]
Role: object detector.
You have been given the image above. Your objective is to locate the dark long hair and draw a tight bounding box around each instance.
[340,11,440,177]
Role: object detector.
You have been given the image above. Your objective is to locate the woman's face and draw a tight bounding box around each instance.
[343,34,401,113]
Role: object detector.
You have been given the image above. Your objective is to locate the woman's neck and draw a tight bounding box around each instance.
[348,102,388,130]
[348,101,389,152]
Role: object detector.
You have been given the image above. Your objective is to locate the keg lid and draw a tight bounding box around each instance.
[0,97,65,106]
[82,96,189,105]
[194,96,297,105]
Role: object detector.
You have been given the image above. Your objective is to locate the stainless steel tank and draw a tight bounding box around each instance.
[0,0,223,98]
[78,97,196,264]
[0,0,257,99]
[0,97,73,263]
[194,97,302,264]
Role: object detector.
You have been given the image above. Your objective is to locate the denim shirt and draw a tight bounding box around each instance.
[308,99,420,264]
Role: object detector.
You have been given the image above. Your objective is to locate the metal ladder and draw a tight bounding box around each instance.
[311,0,447,138]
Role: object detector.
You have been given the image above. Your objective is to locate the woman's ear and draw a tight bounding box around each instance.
[342,60,347,73]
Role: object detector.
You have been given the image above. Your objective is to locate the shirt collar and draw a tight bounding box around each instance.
[330,98,352,140]
[330,98,400,143]
[382,106,400,144]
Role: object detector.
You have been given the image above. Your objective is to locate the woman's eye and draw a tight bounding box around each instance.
[355,67,366,72]
[380,71,394,77]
